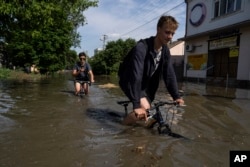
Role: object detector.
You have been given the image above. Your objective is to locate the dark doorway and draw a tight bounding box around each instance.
[207,48,238,78]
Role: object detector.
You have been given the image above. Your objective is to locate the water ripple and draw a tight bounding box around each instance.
[0,91,16,114]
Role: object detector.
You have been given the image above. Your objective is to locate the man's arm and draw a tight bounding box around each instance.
[72,70,78,77]
[88,70,95,83]
[72,66,79,77]
[128,42,147,109]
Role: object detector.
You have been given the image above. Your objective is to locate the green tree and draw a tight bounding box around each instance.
[65,50,78,70]
[0,0,98,72]
[91,38,136,75]
[89,51,106,75]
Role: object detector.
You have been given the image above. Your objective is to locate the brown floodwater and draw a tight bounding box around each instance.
[0,72,250,167]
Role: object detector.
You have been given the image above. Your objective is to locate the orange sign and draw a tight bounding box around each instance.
[187,54,207,70]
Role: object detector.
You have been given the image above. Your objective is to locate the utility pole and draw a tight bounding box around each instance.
[100,34,108,49]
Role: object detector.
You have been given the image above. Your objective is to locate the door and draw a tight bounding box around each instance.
[207,48,238,78]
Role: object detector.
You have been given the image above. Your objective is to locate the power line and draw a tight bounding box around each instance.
[107,0,153,35]
[137,0,171,21]
[120,2,185,38]
[118,0,168,37]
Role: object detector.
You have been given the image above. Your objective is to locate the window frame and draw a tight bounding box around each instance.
[213,0,242,18]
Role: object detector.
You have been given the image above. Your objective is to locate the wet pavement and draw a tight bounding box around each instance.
[0,73,250,167]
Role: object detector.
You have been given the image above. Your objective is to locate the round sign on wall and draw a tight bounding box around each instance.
[189,3,206,27]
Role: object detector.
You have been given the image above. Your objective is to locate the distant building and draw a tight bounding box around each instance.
[169,40,185,81]
[183,0,250,88]
[94,48,103,55]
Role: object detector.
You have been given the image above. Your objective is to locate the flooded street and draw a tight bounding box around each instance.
[0,73,250,167]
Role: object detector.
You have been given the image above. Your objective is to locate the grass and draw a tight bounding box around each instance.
[0,68,42,81]
[0,68,11,79]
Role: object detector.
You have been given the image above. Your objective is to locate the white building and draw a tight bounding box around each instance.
[94,48,103,55]
[183,0,250,88]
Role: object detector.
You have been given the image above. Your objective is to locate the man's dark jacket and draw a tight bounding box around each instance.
[119,36,180,109]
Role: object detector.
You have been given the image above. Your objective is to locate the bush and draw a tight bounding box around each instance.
[0,68,11,79]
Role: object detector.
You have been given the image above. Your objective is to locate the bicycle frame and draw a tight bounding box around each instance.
[149,101,178,135]
[117,100,188,139]
[75,80,91,97]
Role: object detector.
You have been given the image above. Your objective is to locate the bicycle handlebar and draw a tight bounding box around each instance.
[117,100,131,105]
[154,101,178,106]
[148,101,179,111]
[117,100,184,108]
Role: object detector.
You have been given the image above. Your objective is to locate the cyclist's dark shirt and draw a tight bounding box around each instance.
[73,62,91,81]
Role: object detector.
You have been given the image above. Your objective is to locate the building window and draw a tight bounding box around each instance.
[214,0,242,18]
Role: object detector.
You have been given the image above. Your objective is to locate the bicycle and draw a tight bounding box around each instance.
[74,80,91,97]
[117,100,188,139]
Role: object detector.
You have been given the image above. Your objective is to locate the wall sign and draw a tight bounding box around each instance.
[189,3,206,27]
[229,47,239,57]
[187,54,207,70]
[209,36,238,50]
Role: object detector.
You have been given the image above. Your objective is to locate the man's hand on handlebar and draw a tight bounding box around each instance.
[133,108,148,121]
[175,98,185,106]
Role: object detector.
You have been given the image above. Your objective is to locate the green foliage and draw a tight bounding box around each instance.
[88,51,106,75]
[0,0,98,73]
[91,38,136,75]
[0,68,11,79]
[66,50,78,69]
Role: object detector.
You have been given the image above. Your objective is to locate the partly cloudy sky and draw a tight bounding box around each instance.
[74,0,186,56]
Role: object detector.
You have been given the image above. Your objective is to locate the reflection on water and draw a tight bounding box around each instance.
[0,84,15,114]
[0,74,250,167]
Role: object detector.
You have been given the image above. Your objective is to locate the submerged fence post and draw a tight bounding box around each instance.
[226,73,229,92]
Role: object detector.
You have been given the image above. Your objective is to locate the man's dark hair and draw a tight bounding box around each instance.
[78,52,87,57]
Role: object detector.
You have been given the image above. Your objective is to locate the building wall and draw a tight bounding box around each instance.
[238,27,250,80]
[184,0,250,87]
[185,36,208,78]
[170,41,185,56]
[186,0,250,37]
[169,41,185,81]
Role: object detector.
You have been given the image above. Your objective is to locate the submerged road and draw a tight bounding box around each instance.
[0,74,250,167]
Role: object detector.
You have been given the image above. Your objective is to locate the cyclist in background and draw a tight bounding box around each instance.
[72,52,95,95]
